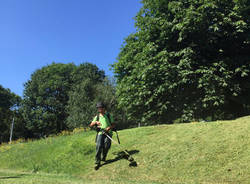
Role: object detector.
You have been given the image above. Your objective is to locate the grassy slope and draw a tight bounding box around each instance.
[0,116,250,184]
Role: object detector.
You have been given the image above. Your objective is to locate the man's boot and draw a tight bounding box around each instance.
[94,162,101,170]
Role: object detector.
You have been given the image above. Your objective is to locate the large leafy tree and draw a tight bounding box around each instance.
[22,62,106,137]
[65,63,106,129]
[66,78,113,129]
[66,76,130,130]
[113,0,250,124]
[0,85,22,143]
[71,62,105,85]
[66,79,96,129]
[22,63,75,137]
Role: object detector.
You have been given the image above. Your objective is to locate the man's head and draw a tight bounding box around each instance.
[96,102,105,113]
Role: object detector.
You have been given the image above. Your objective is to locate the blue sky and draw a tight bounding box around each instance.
[0,0,142,97]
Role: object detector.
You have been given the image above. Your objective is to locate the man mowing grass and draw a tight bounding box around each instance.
[90,102,115,170]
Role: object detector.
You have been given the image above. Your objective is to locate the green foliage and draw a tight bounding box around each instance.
[65,63,106,129]
[0,85,23,143]
[22,62,106,137]
[22,63,76,137]
[113,0,250,123]
[71,62,105,85]
[66,77,129,130]
[66,79,97,129]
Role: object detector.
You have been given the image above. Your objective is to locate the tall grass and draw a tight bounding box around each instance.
[0,130,95,174]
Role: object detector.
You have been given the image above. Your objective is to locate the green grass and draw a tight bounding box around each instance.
[1,116,250,184]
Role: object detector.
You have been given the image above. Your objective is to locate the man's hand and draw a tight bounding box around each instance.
[105,123,116,132]
[90,121,101,127]
[96,121,101,126]
[105,127,111,132]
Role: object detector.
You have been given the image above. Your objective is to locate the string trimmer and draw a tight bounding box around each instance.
[102,130,137,167]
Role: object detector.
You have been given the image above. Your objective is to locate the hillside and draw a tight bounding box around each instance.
[0,116,250,184]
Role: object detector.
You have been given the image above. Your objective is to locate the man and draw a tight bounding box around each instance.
[90,102,115,170]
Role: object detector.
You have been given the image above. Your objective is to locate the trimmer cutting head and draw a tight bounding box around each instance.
[103,131,138,167]
[113,150,137,167]
[122,150,137,167]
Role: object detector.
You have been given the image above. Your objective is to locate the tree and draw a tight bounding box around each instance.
[66,77,115,129]
[66,76,131,130]
[22,62,106,137]
[66,63,106,129]
[113,0,250,124]
[22,63,76,137]
[66,79,97,129]
[0,85,22,143]
[71,62,105,85]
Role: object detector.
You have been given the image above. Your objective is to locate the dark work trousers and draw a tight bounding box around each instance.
[95,133,112,164]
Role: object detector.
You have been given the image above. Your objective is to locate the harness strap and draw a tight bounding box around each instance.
[97,112,111,125]
[95,112,112,142]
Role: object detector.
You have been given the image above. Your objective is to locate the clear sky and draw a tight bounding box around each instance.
[0,0,142,97]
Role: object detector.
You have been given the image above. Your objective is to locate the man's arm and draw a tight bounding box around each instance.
[105,114,116,132]
[105,123,115,132]
[90,121,101,127]
[89,116,101,127]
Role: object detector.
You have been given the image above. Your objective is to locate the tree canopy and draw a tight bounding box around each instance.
[0,85,22,143]
[66,77,118,129]
[113,0,250,124]
[22,62,106,137]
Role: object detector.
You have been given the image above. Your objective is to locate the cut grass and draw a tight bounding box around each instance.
[0,169,83,184]
[1,116,250,183]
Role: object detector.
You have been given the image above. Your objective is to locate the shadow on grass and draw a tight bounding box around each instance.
[0,174,26,180]
[100,149,139,168]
